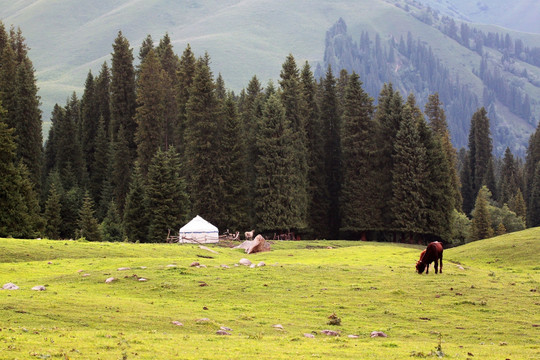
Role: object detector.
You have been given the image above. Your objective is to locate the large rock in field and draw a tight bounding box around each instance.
[31,285,46,291]
[2,283,19,290]
[234,234,271,254]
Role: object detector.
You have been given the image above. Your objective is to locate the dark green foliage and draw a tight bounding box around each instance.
[219,94,249,231]
[460,152,475,215]
[279,54,308,231]
[0,42,17,131]
[13,56,43,190]
[175,44,197,155]
[339,72,380,234]
[390,103,426,236]
[90,117,110,209]
[528,163,540,227]
[499,147,519,205]
[509,189,527,222]
[471,186,493,241]
[483,157,498,201]
[488,203,525,234]
[375,83,403,227]
[60,186,83,239]
[81,71,100,187]
[110,31,136,159]
[78,191,102,241]
[146,148,189,243]
[469,108,493,193]
[123,165,148,243]
[100,200,124,242]
[320,66,341,238]
[111,125,131,214]
[524,124,540,225]
[253,94,297,232]
[425,93,462,211]
[184,57,223,226]
[44,184,62,239]
[138,34,154,70]
[135,48,166,177]
[301,62,327,238]
[94,63,111,138]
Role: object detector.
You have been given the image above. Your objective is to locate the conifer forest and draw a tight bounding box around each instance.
[1,23,540,244]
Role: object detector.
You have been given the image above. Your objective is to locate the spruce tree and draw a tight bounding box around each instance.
[123,164,149,242]
[90,117,110,210]
[301,62,327,238]
[339,72,379,237]
[425,93,462,211]
[14,56,43,190]
[524,124,540,226]
[253,94,297,232]
[146,148,189,242]
[60,186,83,239]
[390,103,426,240]
[460,152,475,215]
[110,31,136,159]
[471,186,493,241]
[184,57,223,225]
[499,147,519,205]
[528,163,540,227]
[100,200,124,242]
[467,107,493,199]
[509,189,527,223]
[320,66,342,238]
[81,71,100,186]
[0,41,17,131]
[135,48,166,177]
[44,184,62,239]
[95,62,111,138]
[375,83,403,229]
[175,44,197,155]
[279,54,308,231]
[111,125,131,214]
[219,93,249,230]
[78,191,102,241]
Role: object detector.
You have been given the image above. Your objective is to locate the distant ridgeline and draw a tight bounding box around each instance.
[319,16,540,157]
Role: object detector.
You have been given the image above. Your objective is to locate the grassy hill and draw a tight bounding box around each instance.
[1,230,538,359]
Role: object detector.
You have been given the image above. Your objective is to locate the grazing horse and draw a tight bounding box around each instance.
[416,241,443,274]
[245,230,254,241]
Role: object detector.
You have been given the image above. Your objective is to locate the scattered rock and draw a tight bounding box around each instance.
[171,321,183,326]
[198,264,207,268]
[457,265,465,270]
[31,285,46,291]
[47,261,52,264]
[327,246,333,249]
[199,245,219,254]
[435,294,440,298]
[196,318,210,323]
[82,273,91,277]
[166,264,177,268]
[140,266,147,269]
[370,331,387,338]
[250,264,256,268]
[220,326,232,331]
[272,324,284,330]
[190,261,200,267]
[234,264,239,267]
[499,342,508,346]
[77,269,84,273]
[348,334,359,338]
[105,277,116,283]
[321,330,340,336]
[239,258,252,266]
[303,333,315,338]
[257,261,266,267]
[2,283,19,290]
[117,267,131,271]
[138,278,148,282]
[216,330,231,335]
[220,264,230,269]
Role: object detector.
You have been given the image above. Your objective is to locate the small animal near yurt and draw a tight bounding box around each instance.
[179,215,219,244]
[416,241,443,274]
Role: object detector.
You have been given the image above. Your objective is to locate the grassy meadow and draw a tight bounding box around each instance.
[0,229,539,359]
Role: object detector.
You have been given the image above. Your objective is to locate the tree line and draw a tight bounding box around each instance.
[1,23,539,243]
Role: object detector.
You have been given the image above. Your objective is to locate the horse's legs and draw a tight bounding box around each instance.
[426,264,430,274]
[439,254,443,274]
[434,260,438,274]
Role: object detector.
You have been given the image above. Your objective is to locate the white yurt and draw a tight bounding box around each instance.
[179,215,219,244]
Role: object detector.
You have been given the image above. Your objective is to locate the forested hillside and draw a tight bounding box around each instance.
[2,24,540,243]
[321,5,540,156]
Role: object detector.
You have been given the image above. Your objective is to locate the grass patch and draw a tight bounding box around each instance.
[0,229,539,359]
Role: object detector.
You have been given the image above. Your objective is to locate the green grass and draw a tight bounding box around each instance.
[1,231,539,359]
